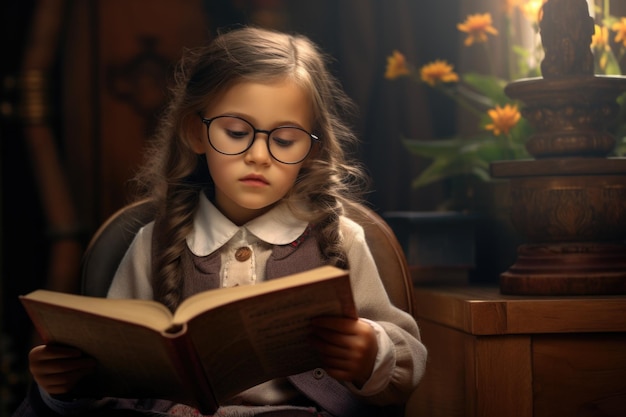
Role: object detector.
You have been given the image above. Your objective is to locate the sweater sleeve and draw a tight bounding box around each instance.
[107,221,155,300]
[340,216,427,405]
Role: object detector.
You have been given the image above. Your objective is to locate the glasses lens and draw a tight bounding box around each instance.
[269,128,312,164]
[205,116,313,163]
[208,116,254,155]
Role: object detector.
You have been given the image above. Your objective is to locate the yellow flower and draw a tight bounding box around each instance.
[457,13,499,46]
[419,60,460,86]
[385,50,411,80]
[485,104,521,136]
[612,17,626,48]
[592,25,611,70]
[592,24,609,49]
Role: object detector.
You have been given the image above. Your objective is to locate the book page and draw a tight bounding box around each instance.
[21,298,190,401]
[174,265,351,323]
[184,268,355,402]
[21,291,174,331]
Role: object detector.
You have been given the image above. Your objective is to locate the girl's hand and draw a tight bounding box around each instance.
[310,317,378,387]
[29,345,97,395]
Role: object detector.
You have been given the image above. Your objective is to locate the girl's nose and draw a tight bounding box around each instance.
[244,133,272,165]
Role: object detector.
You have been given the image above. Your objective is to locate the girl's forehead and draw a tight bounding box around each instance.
[206,79,314,128]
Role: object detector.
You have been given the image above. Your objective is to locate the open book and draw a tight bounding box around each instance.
[20,265,355,413]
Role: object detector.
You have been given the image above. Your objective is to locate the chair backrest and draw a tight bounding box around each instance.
[81,199,414,316]
[342,201,415,315]
[81,199,157,297]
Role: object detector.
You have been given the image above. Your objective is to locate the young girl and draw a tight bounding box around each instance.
[24,26,427,417]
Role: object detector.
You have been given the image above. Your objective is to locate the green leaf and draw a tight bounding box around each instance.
[470,140,509,161]
[461,73,510,105]
[596,48,623,75]
[407,139,497,188]
[402,137,470,158]
[411,153,489,188]
[602,16,619,28]
[511,117,533,140]
[404,129,533,188]
[511,45,534,79]
[614,136,626,156]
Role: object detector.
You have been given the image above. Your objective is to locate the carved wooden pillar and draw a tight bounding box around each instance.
[20,0,83,294]
[491,0,626,295]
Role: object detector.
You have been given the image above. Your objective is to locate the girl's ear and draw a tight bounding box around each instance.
[185,117,207,154]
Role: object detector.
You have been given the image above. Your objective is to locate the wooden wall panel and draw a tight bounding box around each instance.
[64,0,210,232]
[63,0,97,234]
[97,0,209,220]
[473,335,533,417]
[408,319,469,417]
[533,333,626,417]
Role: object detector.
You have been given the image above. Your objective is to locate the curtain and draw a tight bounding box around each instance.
[285,0,463,211]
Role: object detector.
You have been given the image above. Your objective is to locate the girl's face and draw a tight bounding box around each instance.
[190,79,314,225]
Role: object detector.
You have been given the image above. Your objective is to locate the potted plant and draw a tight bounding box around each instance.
[384,0,626,284]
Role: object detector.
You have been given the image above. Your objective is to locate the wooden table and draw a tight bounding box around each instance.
[405,286,626,417]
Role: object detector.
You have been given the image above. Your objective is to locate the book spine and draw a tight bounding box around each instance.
[164,324,219,414]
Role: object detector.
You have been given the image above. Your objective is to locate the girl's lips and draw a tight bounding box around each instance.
[240,174,269,186]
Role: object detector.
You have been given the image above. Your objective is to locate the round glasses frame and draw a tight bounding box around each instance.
[198,114,320,164]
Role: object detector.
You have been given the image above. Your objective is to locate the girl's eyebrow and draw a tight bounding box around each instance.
[217,112,310,129]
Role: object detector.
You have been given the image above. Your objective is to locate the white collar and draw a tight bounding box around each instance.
[186,193,309,256]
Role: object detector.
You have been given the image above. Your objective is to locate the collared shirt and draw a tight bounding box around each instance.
[189,195,308,288]
[108,195,309,300]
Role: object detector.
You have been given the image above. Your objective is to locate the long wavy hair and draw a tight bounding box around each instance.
[133,26,368,311]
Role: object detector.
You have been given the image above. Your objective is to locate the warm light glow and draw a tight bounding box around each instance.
[519,0,546,23]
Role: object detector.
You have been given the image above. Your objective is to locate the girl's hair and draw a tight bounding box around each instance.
[133,26,368,310]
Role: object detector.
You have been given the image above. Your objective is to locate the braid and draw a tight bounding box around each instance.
[315,203,348,270]
[294,163,357,271]
[152,185,200,311]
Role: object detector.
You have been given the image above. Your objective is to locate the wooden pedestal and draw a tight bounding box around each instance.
[491,158,626,295]
[406,286,626,417]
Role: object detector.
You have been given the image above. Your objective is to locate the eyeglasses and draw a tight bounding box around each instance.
[199,114,319,164]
